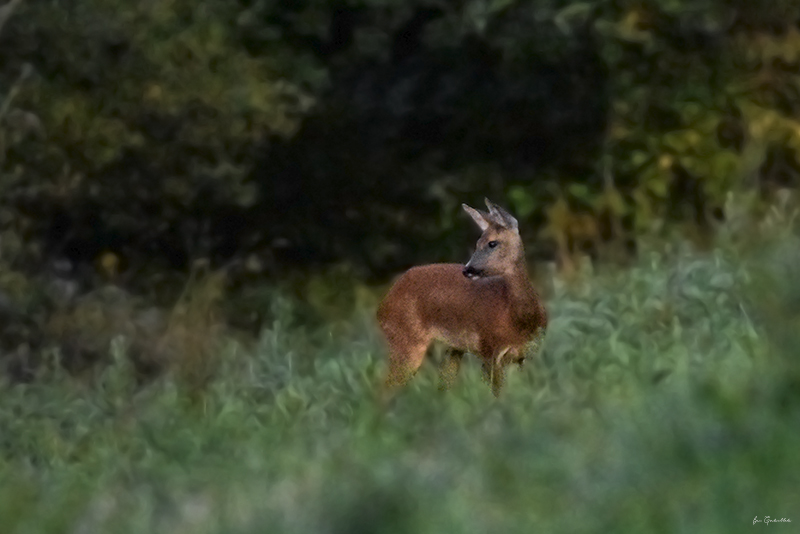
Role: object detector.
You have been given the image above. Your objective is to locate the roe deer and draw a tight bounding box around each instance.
[376,198,548,398]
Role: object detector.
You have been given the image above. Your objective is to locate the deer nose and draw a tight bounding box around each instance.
[463,265,478,279]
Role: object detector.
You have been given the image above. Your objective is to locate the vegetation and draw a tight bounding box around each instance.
[1,214,798,532]
[0,0,799,364]
[1,0,800,279]
[1,2,799,530]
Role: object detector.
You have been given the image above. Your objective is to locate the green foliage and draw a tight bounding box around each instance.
[598,0,800,225]
[3,0,800,327]
[1,0,311,280]
[2,0,800,280]
[1,235,798,533]
[234,0,800,273]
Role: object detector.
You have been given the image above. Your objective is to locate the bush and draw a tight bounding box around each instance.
[1,229,798,533]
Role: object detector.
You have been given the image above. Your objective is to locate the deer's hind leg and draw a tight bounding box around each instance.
[384,338,429,387]
[378,337,428,408]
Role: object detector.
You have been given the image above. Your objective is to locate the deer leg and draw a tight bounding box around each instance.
[490,353,508,398]
[492,365,507,398]
[480,360,507,398]
[480,361,492,386]
[381,334,430,408]
[479,347,510,398]
[438,349,464,391]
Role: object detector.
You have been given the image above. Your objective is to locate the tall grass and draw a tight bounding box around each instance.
[1,234,798,533]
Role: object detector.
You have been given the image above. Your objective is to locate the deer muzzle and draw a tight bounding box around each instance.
[462,265,481,279]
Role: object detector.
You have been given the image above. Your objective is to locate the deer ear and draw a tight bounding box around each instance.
[462,203,490,231]
[484,198,519,232]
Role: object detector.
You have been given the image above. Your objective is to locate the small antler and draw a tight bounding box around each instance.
[484,198,519,231]
[463,203,490,231]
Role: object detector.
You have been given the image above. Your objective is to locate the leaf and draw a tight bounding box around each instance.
[508,185,537,218]
[568,183,592,202]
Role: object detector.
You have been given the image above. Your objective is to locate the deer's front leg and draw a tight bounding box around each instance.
[479,346,510,398]
[438,348,464,391]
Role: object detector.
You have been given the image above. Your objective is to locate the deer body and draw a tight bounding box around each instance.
[377,199,547,398]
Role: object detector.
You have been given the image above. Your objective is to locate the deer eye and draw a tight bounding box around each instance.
[488,240,499,248]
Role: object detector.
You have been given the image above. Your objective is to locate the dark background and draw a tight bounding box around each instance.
[0,0,798,307]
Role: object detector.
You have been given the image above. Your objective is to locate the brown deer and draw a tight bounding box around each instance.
[376,199,548,398]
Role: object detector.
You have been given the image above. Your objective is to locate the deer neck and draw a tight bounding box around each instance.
[504,259,543,323]
[504,259,535,304]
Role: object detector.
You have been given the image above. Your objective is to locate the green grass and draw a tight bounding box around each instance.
[1,236,799,534]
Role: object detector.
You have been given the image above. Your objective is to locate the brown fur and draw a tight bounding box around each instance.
[376,199,548,399]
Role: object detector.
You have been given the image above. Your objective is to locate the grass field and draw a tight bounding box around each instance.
[1,232,799,533]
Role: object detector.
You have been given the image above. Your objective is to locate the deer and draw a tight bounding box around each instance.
[376,198,548,399]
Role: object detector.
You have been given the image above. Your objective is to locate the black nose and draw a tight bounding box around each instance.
[463,266,478,278]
